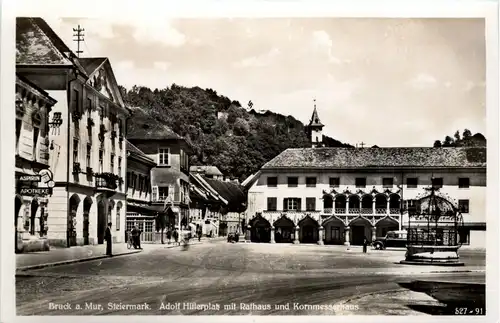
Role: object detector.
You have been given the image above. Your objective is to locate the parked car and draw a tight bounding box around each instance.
[372,230,408,250]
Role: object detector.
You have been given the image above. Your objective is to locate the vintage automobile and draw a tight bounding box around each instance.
[227,232,240,243]
[372,230,408,250]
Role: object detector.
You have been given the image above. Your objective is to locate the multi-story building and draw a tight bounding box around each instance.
[15,74,57,252]
[189,172,247,236]
[16,18,129,248]
[125,140,157,242]
[128,127,193,231]
[245,108,487,248]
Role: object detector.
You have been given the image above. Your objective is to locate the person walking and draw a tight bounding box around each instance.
[166,228,172,244]
[363,236,368,253]
[105,222,113,256]
[173,228,179,246]
[197,228,202,242]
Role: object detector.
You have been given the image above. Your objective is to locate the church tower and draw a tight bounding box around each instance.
[306,100,324,148]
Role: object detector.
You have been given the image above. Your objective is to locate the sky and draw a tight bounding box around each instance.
[45,17,486,147]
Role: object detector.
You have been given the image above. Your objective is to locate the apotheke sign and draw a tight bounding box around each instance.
[17,187,52,195]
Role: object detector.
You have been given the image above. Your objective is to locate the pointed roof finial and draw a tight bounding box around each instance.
[309,98,324,127]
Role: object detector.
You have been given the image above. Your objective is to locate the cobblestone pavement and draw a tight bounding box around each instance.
[16,242,485,315]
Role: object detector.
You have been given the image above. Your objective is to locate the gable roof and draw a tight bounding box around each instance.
[241,171,261,189]
[202,177,246,211]
[190,165,223,176]
[78,57,107,76]
[190,173,226,204]
[80,57,126,107]
[126,140,155,165]
[262,147,487,170]
[16,18,88,76]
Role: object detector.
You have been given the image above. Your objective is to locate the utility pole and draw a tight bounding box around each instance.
[73,25,85,58]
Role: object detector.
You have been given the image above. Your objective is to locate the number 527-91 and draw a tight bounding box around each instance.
[454,307,485,315]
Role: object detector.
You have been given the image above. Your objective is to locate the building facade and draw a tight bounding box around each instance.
[128,129,193,231]
[16,18,129,248]
[125,140,157,242]
[190,165,224,180]
[15,74,57,252]
[246,109,486,248]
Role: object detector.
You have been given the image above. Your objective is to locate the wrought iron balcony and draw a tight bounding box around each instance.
[348,208,360,214]
[335,208,346,214]
[390,208,400,214]
[95,177,117,190]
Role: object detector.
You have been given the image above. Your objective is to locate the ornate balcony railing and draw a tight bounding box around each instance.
[95,177,117,190]
[348,208,360,214]
[360,208,372,214]
[376,208,388,214]
[390,208,400,214]
[323,208,333,214]
[335,208,346,214]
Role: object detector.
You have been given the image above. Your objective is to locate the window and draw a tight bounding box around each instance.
[110,154,115,173]
[406,177,418,188]
[118,157,122,176]
[458,178,470,189]
[73,89,80,114]
[329,177,340,187]
[16,119,22,152]
[115,204,122,231]
[283,198,301,211]
[306,177,317,187]
[267,197,277,211]
[267,177,278,187]
[432,177,443,188]
[73,138,79,163]
[87,98,92,114]
[152,186,158,201]
[158,187,169,201]
[158,148,169,166]
[32,113,41,160]
[98,149,104,173]
[458,200,469,213]
[383,178,393,188]
[331,227,340,241]
[99,105,104,124]
[355,177,366,188]
[86,144,91,168]
[306,197,316,211]
[287,177,298,187]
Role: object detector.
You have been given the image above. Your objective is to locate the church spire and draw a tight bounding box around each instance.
[307,98,324,148]
[309,99,324,127]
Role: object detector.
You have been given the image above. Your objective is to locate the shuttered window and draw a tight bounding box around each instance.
[152,186,158,202]
[267,197,277,211]
[306,198,316,211]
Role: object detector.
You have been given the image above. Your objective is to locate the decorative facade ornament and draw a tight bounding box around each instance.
[371,186,379,195]
[343,187,352,195]
[356,189,365,195]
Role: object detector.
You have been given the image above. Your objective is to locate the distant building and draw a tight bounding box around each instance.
[190,173,247,236]
[125,140,157,243]
[15,74,57,253]
[16,18,129,250]
[127,126,193,232]
[190,165,224,180]
[304,102,324,148]
[246,107,486,247]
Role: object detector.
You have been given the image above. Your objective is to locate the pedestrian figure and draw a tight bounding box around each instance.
[132,224,142,249]
[166,228,172,244]
[197,228,202,242]
[173,229,179,245]
[105,222,113,256]
[363,236,368,253]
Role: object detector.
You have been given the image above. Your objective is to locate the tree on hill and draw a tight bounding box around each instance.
[433,129,486,147]
[121,84,353,181]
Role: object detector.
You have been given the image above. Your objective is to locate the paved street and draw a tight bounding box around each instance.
[16,241,485,315]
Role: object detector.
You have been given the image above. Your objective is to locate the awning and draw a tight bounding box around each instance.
[127,203,157,213]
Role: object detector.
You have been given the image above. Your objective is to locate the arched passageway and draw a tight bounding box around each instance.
[298,216,320,244]
[83,197,93,245]
[68,194,80,247]
[376,216,399,238]
[273,216,294,243]
[349,217,373,245]
[97,200,106,244]
[323,216,345,245]
[250,216,271,243]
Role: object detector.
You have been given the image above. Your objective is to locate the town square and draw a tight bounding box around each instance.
[4,4,495,319]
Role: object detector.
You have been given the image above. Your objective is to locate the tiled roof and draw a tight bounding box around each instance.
[262,147,487,169]
[126,140,155,164]
[203,177,246,211]
[16,18,72,65]
[16,18,88,77]
[189,165,223,176]
[79,57,107,76]
[151,168,189,186]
